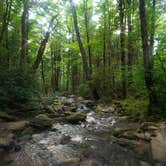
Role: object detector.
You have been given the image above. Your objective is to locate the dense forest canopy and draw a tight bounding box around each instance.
[0,0,166,119]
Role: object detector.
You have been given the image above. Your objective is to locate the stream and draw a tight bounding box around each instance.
[1,96,165,166]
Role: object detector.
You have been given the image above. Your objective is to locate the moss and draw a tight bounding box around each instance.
[66,112,86,124]
[113,128,125,138]
[22,127,34,135]
[112,97,148,119]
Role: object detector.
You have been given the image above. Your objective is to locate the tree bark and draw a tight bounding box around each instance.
[0,0,12,44]
[32,16,56,71]
[20,0,29,66]
[139,0,157,115]
[127,0,133,85]
[119,0,127,99]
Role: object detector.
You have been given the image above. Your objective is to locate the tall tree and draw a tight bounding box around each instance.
[127,0,133,85]
[20,0,29,66]
[70,0,99,100]
[119,0,127,99]
[83,0,92,73]
[32,15,56,71]
[139,0,157,115]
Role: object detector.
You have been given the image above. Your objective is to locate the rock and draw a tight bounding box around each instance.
[77,96,84,101]
[140,122,158,131]
[22,127,34,135]
[80,160,101,166]
[151,125,166,163]
[58,157,80,166]
[102,106,115,113]
[113,128,125,138]
[134,132,151,141]
[7,121,29,131]
[115,138,151,159]
[0,132,14,148]
[95,105,103,113]
[63,104,77,112]
[52,99,63,111]
[140,161,151,166]
[64,98,75,105]
[30,114,53,130]
[82,100,95,108]
[0,111,17,122]
[65,112,86,124]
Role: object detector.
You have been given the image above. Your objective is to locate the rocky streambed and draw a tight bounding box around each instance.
[0,96,166,166]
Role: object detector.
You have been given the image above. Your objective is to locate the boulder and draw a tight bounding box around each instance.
[52,99,63,111]
[65,112,86,124]
[59,157,80,166]
[30,114,53,130]
[80,160,101,166]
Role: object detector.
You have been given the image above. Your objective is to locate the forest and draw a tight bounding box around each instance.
[0,0,166,166]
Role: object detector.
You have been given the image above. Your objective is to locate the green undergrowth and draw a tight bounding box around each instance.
[112,96,148,121]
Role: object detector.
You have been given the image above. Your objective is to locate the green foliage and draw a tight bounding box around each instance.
[77,83,91,98]
[0,67,40,109]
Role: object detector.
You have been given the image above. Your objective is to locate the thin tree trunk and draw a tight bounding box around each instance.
[119,0,127,99]
[84,0,92,73]
[127,0,133,85]
[139,0,157,115]
[70,0,99,100]
[0,0,12,44]
[20,0,29,66]
[41,59,48,95]
[32,16,56,71]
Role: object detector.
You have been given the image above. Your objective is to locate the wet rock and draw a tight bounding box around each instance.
[30,114,53,130]
[58,157,80,166]
[80,160,101,166]
[65,113,86,124]
[113,128,125,138]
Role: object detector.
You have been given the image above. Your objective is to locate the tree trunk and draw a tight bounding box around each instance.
[139,0,157,115]
[83,0,92,74]
[32,16,56,71]
[0,0,12,44]
[127,0,133,86]
[41,59,48,94]
[70,0,99,100]
[119,0,127,99]
[20,0,29,66]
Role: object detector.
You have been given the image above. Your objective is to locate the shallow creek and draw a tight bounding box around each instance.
[5,111,142,166]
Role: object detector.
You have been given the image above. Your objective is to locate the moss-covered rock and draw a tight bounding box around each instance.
[30,114,53,130]
[65,112,86,124]
[22,127,34,135]
[113,128,125,138]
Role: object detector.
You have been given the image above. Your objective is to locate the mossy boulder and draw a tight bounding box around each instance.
[30,114,53,130]
[52,99,63,111]
[113,128,125,138]
[65,112,86,124]
[22,127,34,135]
